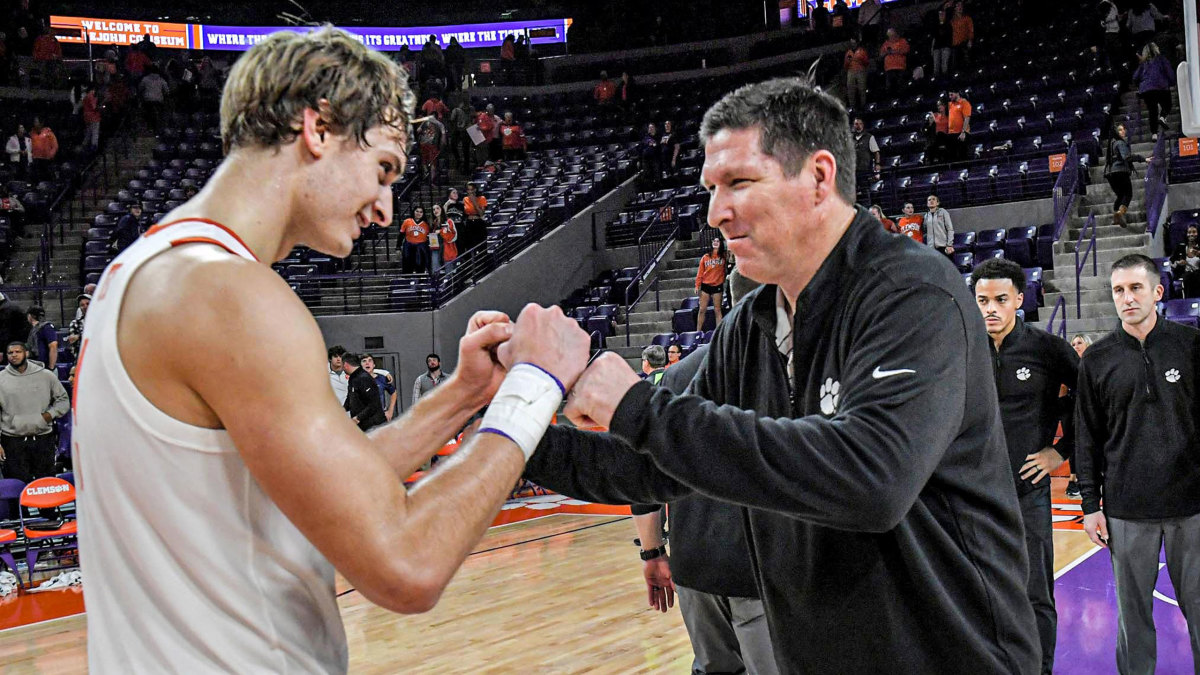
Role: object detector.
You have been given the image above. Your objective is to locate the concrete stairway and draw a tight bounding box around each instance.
[1041,89,1177,341]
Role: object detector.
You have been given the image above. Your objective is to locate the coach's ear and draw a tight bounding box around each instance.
[300,100,333,158]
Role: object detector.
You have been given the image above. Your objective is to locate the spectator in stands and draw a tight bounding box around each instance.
[660,121,682,183]
[1125,0,1165,53]
[416,115,446,186]
[444,187,464,229]
[844,37,870,112]
[499,112,527,161]
[412,352,449,403]
[0,341,70,482]
[1104,123,1144,227]
[400,205,431,274]
[81,83,101,151]
[0,293,26,365]
[421,94,449,122]
[1132,42,1174,141]
[695,236,730,333]
[594,71,617,107]
[1065,333,1093,500]
[947,88,972,161]
[499,35,516,84]
[811,2,831,35]
[31,23,61,61]
[925,99,950,164]
[950,3,974,71]
[25,305,56,370]
[931,9,953,79]
[65,293,89,358]
[923,195,954,256]
[29,116,57,182]
[461,182,488,256]
[0,185,25,231]
[880,28,911,94]
[1170,225,1200,297]
[1076,254,1200,675]
[445,37,465,91]
[852,117,880,177]
[640,123,661,186]
[75,284,97,322]
[327,346,348,404]
[139,66,170,133]
[1096,1,1124,77]
[473,104,498,165]
[436,203,458,272]
[360,355,397,421]
[666,343,682,367]
[110,203,143,253]
[104,74,133,118]
[449,100,473,169]
[124,44,151,82]
[483,104,503,162]
[896,201,924,242]
[869,204,896,233]
[641,345,668,385]
[619,72,637,118]
[340,351,386,432]
[5,124,31,178]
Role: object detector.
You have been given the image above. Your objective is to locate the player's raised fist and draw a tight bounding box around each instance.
[563,351,641,429]
[497,303,591,390]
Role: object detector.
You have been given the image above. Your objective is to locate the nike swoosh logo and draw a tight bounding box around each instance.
[872,366,916,379]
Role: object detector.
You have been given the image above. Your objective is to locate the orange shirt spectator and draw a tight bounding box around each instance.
[32,33,62,61]
[695,252,729,289]
[951,11,975,47]
[402,217,429,244]
[933,111,949,134]
[594,73,616,104]
[844,46,870,73]
[948,96,972,135]
[880,34,910,72]
[83,90,102,124]
[500,122,526,150]
[896,215,924,243]
[421,98,449,121]
[30,124,58,160]
[439,218,458,262]
[125,50,151,78]
[463,193,488,218]
[499,36,515,61]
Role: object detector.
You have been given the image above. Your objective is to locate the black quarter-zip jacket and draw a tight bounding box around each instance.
[990,318,1079,497]
[526,208,1039,674]
[1075,317,1200,519]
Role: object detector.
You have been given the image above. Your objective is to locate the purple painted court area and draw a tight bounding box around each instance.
[1055,546,1194,674]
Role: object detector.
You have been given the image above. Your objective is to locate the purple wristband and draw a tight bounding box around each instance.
[516,362,566,397]
[478,427,518,446]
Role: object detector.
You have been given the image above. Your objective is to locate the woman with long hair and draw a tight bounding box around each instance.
[1064,333,1093,499]
[1104,123,1144,227]
[1132,41,1175,141]
[695,235,730,333]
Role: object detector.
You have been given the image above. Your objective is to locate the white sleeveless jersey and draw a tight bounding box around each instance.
[75,219,348,674]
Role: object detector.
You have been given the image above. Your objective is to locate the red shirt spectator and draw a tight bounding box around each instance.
[125,50,151,78]
[499,35,515,61]
[844,46,870,73]
[32,31,62,61]
[951,6,975,48]
[500,119,526,151]
[439,218,458,262]
[475,109,499,142]
[933,110,949,134]
[83,90,102,124]
[30,123,58,160]
[594,72,616,104]
[421,97,449,121]
[880,32,911,72]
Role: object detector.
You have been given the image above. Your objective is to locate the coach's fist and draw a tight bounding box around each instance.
[497,304,591,390]
[563,352,641,429]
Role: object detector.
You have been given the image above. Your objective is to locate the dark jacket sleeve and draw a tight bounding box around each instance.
[1074,356,1106,515]
[1053,336,1081,463]
[609,283,969,533]
[524,425,693,506]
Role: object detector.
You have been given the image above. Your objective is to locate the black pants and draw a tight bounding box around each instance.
[885,69,905,94]
[1020,487,1056,674]
[1,433,56,483]
[1142,89,1171,134]
[1107,172,1133,211]
[401,241,430,274]
[1180,269,1200,298]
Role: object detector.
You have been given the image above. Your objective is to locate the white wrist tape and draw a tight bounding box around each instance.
[478,363,564,461]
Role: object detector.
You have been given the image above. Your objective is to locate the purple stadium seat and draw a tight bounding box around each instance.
[672,308,697,334]
[953,231,976,249]
[680,296,700,311]
[973,228,1007,256]
[1004,226,1038,267]
[650,333,675,348]
[1165,299,1200,327]
[586,315,613,338]
[952,252,975,273]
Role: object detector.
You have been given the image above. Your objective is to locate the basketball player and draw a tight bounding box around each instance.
[526,78,1039,672]
[971,257,1079,675]
[73,27,590,672]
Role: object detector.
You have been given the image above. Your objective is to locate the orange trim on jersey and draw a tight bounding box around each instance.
[169,236,239,255]
[97,263,122,301]
[71,338,88,414]
[143,217,261,261]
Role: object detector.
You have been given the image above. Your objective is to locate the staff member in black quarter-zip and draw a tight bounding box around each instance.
[972,257,1079,675]
[520,77,1039,674]
[1076,253,1200,674]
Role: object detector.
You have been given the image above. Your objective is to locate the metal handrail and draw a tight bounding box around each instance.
[1074,212,1098,319]
[636,194,678,270]
[1144,134,1168,236]
[623,217,680,345]
[1045,296,1068,339]
[1052,143,1082,241]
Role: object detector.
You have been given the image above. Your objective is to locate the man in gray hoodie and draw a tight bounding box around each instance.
[0,341,70,481]
[923,194,955,256]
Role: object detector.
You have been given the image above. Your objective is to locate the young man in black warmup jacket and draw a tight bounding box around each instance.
[1076,254,1200,674]
[525,78,1039,674]
[972,258,1079,675]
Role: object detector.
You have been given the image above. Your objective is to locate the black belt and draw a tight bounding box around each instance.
[1,433,53,442]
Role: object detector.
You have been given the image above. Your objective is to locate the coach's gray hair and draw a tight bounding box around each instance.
[641,345,667,368]
[700,77,856,203]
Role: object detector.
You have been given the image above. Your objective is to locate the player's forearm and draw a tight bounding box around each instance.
[399,433,527,608]
[633,510,664,549]
[369,377,482,477]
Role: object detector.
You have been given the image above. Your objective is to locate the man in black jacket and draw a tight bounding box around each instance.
[972,258,1079,675]
[342,351,386,431]
[526,78,1039,673]
[1076,254,1200,674]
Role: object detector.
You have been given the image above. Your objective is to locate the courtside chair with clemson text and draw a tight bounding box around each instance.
[19,477,78,587]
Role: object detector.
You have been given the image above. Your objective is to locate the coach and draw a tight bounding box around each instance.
[525,78,1038,673]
